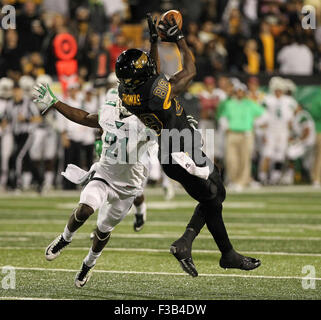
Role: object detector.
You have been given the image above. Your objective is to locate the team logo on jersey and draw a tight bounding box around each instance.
[122,93,141,106]
[115,121,124,129]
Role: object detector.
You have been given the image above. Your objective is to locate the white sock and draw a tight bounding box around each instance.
[44,171,54,189]
[62,225,74,242]
[270,170,282,184]
[135,202,146,215]
[258,171,267,183]
[84,248,102,267]
[22,172,32,189]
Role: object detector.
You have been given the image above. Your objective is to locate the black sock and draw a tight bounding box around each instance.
[180,228,197,245]
[186,203,206,235]
[201,200,233,254]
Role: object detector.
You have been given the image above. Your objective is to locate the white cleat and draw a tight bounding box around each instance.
[45,234,71,261]
[133,211,146,232]
[75,262,94,288]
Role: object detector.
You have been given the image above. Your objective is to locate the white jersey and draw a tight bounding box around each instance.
[0,98,9,135]
[263,94,294,134]
[262,94,295,161]
[292,110,316,147]
[95,88,152,198]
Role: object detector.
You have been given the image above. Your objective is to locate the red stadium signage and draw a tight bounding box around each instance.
[53,33,78,95]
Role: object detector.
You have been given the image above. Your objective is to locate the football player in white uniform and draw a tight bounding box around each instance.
[280,79,315,184]
[18,76,35,98]
[29,75,59,192]
[259,77,295,185]
[0,78,14,190]
[32,83,154,287]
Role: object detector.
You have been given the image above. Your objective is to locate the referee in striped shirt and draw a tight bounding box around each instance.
[5,84,42,190]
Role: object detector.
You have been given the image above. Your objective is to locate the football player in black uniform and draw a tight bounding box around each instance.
[116,14,261,277]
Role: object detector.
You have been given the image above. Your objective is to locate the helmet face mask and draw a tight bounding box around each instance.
[115,49,156,90]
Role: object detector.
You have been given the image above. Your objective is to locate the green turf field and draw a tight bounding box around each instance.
[0,186,320,300]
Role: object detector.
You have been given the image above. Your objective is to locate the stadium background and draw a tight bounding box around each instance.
[0,0,321,192]
[0,0,321,302]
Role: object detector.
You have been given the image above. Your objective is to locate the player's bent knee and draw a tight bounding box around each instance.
[134,194,144,206]
[74,203,94,222]
[96,221,114,234]
[208,172,226,203]
[95,227,111,241]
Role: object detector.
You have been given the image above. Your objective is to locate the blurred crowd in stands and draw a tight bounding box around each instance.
[0,0,320,193]
[1,0,321,80]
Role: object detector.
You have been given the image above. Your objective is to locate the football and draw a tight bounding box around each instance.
[158,10,183,39]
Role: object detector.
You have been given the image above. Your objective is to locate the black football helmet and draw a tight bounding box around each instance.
[115,49,156,89]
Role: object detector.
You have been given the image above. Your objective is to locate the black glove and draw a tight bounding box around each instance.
[147,13,158,44]
[157,16,184,42]
[186,115,198,129]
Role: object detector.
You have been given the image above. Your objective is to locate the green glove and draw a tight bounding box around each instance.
[32,83,58,114]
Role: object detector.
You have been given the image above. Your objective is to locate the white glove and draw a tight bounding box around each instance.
[171,152,209,180]
[32,83,58,114]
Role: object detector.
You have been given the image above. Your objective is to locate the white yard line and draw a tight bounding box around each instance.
[1,210,321,219]
[0,246,320,257]
[1,266,320,281]
[0,185,321,198]
[1,231,321,241]
[0,296,68,300]
[55,201,321,210]
[1,219,321,231]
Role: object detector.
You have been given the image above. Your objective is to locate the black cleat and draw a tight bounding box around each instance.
[45,234,71,261]
[170,237,198,277]
[220,250,261,271]
[133,213,146,232]
[75,262,94,288]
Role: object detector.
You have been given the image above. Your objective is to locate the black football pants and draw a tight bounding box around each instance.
[162,160,233,254]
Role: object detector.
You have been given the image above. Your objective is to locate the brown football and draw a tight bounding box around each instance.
[158,10,183,39]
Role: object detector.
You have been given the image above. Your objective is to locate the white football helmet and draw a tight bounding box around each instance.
[283,79,297,95]
[269,76,286,93]
[19,75,35,96]
[36,74,53,86]
[0,77,14,99]
[82,82,94,94]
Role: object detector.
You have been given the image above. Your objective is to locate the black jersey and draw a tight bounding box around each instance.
[119,73,191,135]
[119,73,210,170]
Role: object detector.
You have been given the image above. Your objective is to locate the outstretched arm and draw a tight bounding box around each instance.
[157,17,196,99]
[53,101,99,128]
[32,83,100,128]
[147,13,160,74]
